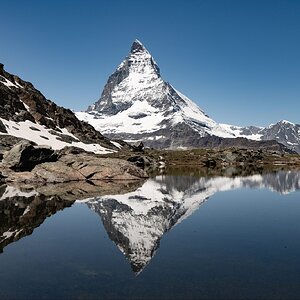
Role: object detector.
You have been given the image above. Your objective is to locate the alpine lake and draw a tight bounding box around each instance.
[1,167,300,300]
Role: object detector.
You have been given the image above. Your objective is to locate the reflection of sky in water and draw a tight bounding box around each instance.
[0,171,300,299]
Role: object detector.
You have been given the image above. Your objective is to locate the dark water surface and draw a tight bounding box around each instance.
[0,171,300,299]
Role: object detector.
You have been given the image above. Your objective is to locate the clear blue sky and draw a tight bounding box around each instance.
[1,0,300,126]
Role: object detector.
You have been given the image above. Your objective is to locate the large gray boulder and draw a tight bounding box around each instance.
[2,141,57,171]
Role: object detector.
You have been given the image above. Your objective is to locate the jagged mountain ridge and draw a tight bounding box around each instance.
[223,120,300,153]
[77,40,299,153]
[83,171,300,274]
[0,63,120,154]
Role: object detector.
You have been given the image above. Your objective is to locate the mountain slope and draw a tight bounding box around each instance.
[0,63,119,153]
[77,40,299,153]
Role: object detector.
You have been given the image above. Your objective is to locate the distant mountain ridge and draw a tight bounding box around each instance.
[224,120,300,153]
[76,40,299,153]
[0,63,120,154]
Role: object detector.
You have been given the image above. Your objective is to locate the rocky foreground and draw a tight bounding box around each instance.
[0,139,148,183]
[1,135,300,184]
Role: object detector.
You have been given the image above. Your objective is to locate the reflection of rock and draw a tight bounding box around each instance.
[14,180,145,202]
[0,179,145,253]
[85,171,300,274]
[0,185,74,253]
[261,172,300,194]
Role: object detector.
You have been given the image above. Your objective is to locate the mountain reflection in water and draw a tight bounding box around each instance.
[82,171,300,274]
[0,171,300,274]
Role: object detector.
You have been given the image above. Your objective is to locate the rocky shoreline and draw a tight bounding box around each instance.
[1,137,300,184]
[0,140,148,183]
[101,146,300,173]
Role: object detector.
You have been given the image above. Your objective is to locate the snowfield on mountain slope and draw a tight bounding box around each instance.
[0,118,114,154]
[77,100,167,135]
[76,78,237,139]
[219,123,264,141]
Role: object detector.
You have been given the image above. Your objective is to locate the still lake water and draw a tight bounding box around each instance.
[0,171,300,299]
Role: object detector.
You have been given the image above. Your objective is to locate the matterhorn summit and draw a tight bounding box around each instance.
[76,40,235,148]
[76,40,300,152]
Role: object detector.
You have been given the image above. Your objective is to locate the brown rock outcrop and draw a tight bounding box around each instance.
[2,151,148,183]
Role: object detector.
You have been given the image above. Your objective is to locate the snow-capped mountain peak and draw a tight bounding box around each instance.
[278,119,295,126]
[77,40,235,146]
[76,40,299,152]
[131,39,149,54]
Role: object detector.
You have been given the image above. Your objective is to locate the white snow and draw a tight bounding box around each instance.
[2,231,15,239]
[77,99,167,136]
[20,100,30,112]
[0,118,114,154]
[110,141,122,149]
[280,120,295,126]
[0,186,38,201]
[0,76,19,89]
[219,123,263,141]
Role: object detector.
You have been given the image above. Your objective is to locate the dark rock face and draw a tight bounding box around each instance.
[0,135,28,156]
[104,120,293,153]
[127,155,152,168]
[0,64,117,150]
[0,120,7,133]
[193,136,295,154]
[260,121,300,154]
[2,141,58,171]
[238,126,262,136]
